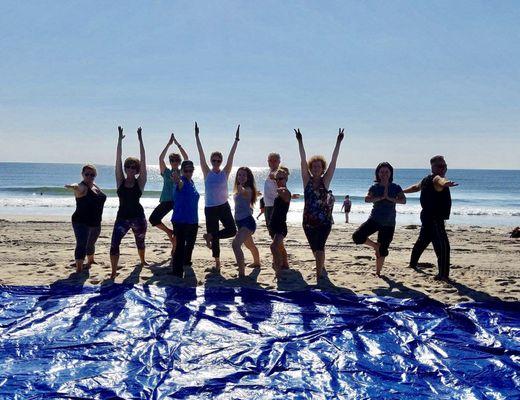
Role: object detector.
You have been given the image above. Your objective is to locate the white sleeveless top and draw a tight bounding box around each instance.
[205,170,229,207]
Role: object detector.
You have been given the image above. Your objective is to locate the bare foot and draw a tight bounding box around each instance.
[203,233,212,249]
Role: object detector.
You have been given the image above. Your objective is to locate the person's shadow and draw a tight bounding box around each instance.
[373,275,432,301]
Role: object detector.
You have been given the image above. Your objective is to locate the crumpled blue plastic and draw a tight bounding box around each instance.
[0,284,518,399]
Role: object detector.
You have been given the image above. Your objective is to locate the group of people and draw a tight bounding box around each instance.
[66,125,457,283]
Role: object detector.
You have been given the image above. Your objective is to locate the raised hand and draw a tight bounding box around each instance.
[195,122,199,136]
[443,180,458,188]
[137,127,142,141]
[338,128,345,142]
[235,124,240,141]
[118,126,125,140]
[167,133,175,146]
[172,133,181,146]
[294,128,302,141]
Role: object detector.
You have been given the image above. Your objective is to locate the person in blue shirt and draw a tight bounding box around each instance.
[170,160,200,278]
[352,162,406,277]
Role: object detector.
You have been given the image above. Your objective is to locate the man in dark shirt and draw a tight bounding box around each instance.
[403,155,458,281]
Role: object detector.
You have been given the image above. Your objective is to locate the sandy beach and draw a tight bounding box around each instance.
[1,216,518,304]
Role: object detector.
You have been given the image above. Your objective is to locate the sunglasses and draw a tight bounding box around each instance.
[84,173,96,177]
[183,169,194,173]
[211,159,222,163]
[170,159,181,163]
[125,165,138,170]
[275,177,286,181]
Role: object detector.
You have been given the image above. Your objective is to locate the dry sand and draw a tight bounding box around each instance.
[0,216,519,304]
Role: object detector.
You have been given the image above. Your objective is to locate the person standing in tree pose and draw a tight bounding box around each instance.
[403,155,458,281]
[269,167,291,278]
[148,133,188,247]
[195,122,239,272]
[352,162,406,277]
[170,160,200,278]
[109,126,147,280]
[295,128,345,281]
[65,164,106,273]
[232,167,261,278]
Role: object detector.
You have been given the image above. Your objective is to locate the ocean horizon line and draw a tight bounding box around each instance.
[1,161,519,172]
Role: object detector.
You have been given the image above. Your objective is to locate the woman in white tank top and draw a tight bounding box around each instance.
[195,122,240,272]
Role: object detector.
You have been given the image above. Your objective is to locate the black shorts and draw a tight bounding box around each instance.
[303,224,332,252]
[149,201,173,226]
[269,222,287,239]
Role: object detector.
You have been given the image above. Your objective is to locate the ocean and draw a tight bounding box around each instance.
[0,162,519,227]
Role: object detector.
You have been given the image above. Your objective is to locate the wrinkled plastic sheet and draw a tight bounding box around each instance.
[0,284,518,399]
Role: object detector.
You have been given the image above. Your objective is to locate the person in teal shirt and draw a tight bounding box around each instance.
[149,133,188,247]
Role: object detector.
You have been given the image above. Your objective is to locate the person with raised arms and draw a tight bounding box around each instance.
[295,128,345,282]
[352,162,406,277]
[148,133,188,247]
[109,126,147,280]
[195,122,239,273]
[65,164,106,273]
[403,155,458,281]
[170,160,200,278]
[232,167,261,278]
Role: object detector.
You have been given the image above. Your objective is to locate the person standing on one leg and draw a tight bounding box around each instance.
[352,162,406,277]
[149,133,188,247]
[269,167,291,278]
[195,122,239,273]
[232,167,260,278]
[110,126,148,280]
[403,155,458,281]
[170,160,200,278]
[295,128,345,282]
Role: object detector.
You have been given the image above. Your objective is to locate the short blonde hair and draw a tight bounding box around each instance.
[82,164,97,175]
[124,157,141,173]
[307,155,327,174]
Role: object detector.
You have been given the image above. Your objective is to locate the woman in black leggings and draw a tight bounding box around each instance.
[352,162,406,277]
[65,164,106,273]
[194,122,239,272]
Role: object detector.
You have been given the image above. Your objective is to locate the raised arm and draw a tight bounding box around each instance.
[172,133,189,160]
[115,126,125,187]
[194,122,210,177]
[224,125,240,175]
[295,129,311,187]
[402,182,422,194]
[159,134,175,174]
[137,127,147,191]
[323,128,345,189]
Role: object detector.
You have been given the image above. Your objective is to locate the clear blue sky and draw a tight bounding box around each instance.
[1,1,519,169]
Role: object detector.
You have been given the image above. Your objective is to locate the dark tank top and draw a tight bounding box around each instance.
[71,184,107,227]
[116,179,145,221]
[420,174,451,221]
[269,195,290,228]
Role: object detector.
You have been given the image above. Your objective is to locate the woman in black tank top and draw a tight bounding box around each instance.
[109,126,148,280]
[65,164,106,272]
[269,167,291,278]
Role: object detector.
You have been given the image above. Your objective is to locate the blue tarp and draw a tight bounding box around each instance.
[0,284,518,399]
